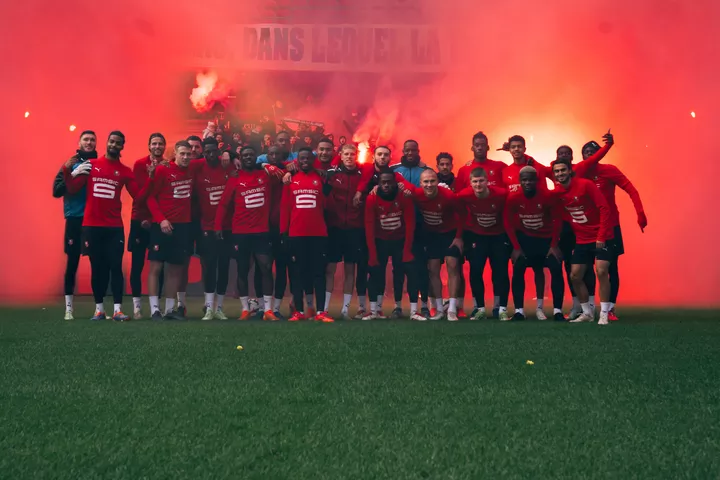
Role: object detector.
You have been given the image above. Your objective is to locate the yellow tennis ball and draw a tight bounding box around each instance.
[526,360,534,365]
[236,345,243,351]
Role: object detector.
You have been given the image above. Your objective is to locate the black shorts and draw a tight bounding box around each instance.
[197,230,233,257]
[82,226,125,258]
[572,241,615,264]
[231,232,272,256]
[327,227,366,263]
[190,220,203,255]
[148,222,192,265]
[127,219,151,253]
[375,238,405,264]
[613,225,625,256]
[516,231,552,267]
[424,230,462,260]
[463,232,511,263]
[558,221,575,254]
[64,217,83,256]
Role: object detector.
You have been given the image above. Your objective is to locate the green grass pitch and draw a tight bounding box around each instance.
[1,300,719,479]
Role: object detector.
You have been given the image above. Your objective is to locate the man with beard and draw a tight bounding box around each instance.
[187,135,204,160]
[256,130,297,164]
[578,140,647,321]
[323,144,368,319]
[363,170,422,321]
[504,167,565,321]
[435,152,456,189]
[216,146,283,321]
[353,146,410,206]
[194,138,236,320]
[552,158,614,325]
[63,131,148,321]
[280,148,333,322]
[53,130,97,320]
[128,133,166,319]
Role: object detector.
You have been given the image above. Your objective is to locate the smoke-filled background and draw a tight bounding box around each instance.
[1,0,718,305]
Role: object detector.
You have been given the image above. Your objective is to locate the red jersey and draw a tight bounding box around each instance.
[455,158,507,191]
[503,189,562,250]
[280,170,327,237]
[555,178,613,244]
[579,163,644,228]
[216,168,273,234]
[64,156,143,228]
[455,186,507,236]
[131,156,160,221]
[194,161,234,231]
[325,164,364,229]
[147,162,194,224]
[410,186,459,234]
[364,192,415,264]
[502,156,553,194]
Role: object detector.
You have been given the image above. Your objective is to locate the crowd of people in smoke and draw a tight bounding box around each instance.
[53,114,647,327]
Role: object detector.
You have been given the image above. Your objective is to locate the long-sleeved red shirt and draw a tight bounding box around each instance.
[503,189,562,250]
[580,163,644,228]
[410,186,459,234]
[455,186,507,236]
[194,161,234,231]
[64,156,144,228]
[130,156,158,221]
[364,192,415,264]
[147,163,194,224]
[216,168,274,234]
[280,170,327,237]
[325,164,364,229]
[455,158,507,191]
[555,178,613,244]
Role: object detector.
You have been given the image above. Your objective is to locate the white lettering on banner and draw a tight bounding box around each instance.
[567,207,588,224]
[189,24,448,73]
[209,190,223,206]
[93,183,117,199]
[173,185,192,199]
[296,194,317,209]
[475,214,497,228]
[421,210,443,226]
[244,192,265,209]
[519,214,543,230]
[380,216,402,230]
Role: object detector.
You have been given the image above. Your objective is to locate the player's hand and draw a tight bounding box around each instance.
[353,191,363,207]
[464,160,472,167]
[402,187,413,197]
[215,230,223,240]
[221,155,230,169]
[71,162,92,177]
[496,141,510,152]
[602,129,614,146]
[286,162,298,173]
[637,211,648,232]
[141,220,151,230]
[511,249,524,264]
[547,246,563,261]
[147,162,157,178]
[160,219,173,235]
[65,155,80,169]
[368,256,379,267]
[595,240,606,250]
[282,172,292,185]
[233,158,241,170]
[369,186,378,196]
[438,183,450,189]
[449,237,463,252]
[402,253,414,263]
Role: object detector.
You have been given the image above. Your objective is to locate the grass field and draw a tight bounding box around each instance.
[1,300,719,479]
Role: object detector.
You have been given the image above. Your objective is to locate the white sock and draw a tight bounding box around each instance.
[589,295,596,308]
[493,296,500,309]
[499,306,507,313]
[263,295,273,312]
[377,295,383,309]
[410,302,418,315]
[150,296,160,313]
[572,297,580,310]
[448,298,457,314]
[517,308,524,315]
[177,292,186,306]
[536,298,544,310]
[305,294,315,309]
[610,302,615,311]
[95,303,105,313]
[581,302,592,316]
[204,293,214,310]
[132,297,141,311]
[258,297,266,311]
[435,298,444,311]
[216,294,225,309]
[114,303,122,314]
[554,308,563,314]
[165,298,175,313]
[273,298,281,311]
[601,302,611,314]
[358,295,367,310]
[65,295,73,312]
[370,301,378,314]
[240,296,249,311]
[324,292,332,312]
[342,294,352,314]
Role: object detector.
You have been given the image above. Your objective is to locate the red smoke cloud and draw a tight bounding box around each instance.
[1,0,718,305]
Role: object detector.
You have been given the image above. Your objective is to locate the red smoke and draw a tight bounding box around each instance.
[1,0,718,306]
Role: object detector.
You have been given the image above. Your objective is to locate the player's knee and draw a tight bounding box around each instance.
[596,262,610,278]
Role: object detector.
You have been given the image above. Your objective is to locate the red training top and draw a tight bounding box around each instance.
[410,186,459,234]
[194,161,234,231]
[364,192,415,264]
[455,158,507,191]
[455,186,508,236]
[555,178,613,244]
[216,168,274,234]
[580,163,644,228]
[147,162,194,224]
[280,170,327,237]
[503,189,562,249]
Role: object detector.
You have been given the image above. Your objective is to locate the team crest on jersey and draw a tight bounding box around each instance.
[394,202,399,207]
[437,203,442,208]
[84,241,89,247]
[68,239,73,245]
[203,231,209,237]
[490,170,494,175]
[491,204,496,209]
[537,204,542,209]
[114,170,119,176]
[258,178,264,184]
[313,180,319,186]
[234,245,239,251]
[153,245,159,251]
[135,238,140,244]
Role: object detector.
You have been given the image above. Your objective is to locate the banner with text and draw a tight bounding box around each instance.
[190,24,448,72]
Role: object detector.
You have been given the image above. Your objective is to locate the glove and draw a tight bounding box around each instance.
[637,211,648,231]
[438,182,450,189]
[71,162,92,177]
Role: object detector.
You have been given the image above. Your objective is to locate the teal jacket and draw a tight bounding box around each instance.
[53,163,86,218]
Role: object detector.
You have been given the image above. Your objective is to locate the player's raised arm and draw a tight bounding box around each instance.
[574,131,614,178]
[606,164,647,231]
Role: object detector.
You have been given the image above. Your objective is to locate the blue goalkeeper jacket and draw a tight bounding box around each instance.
[52,163,86,218]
